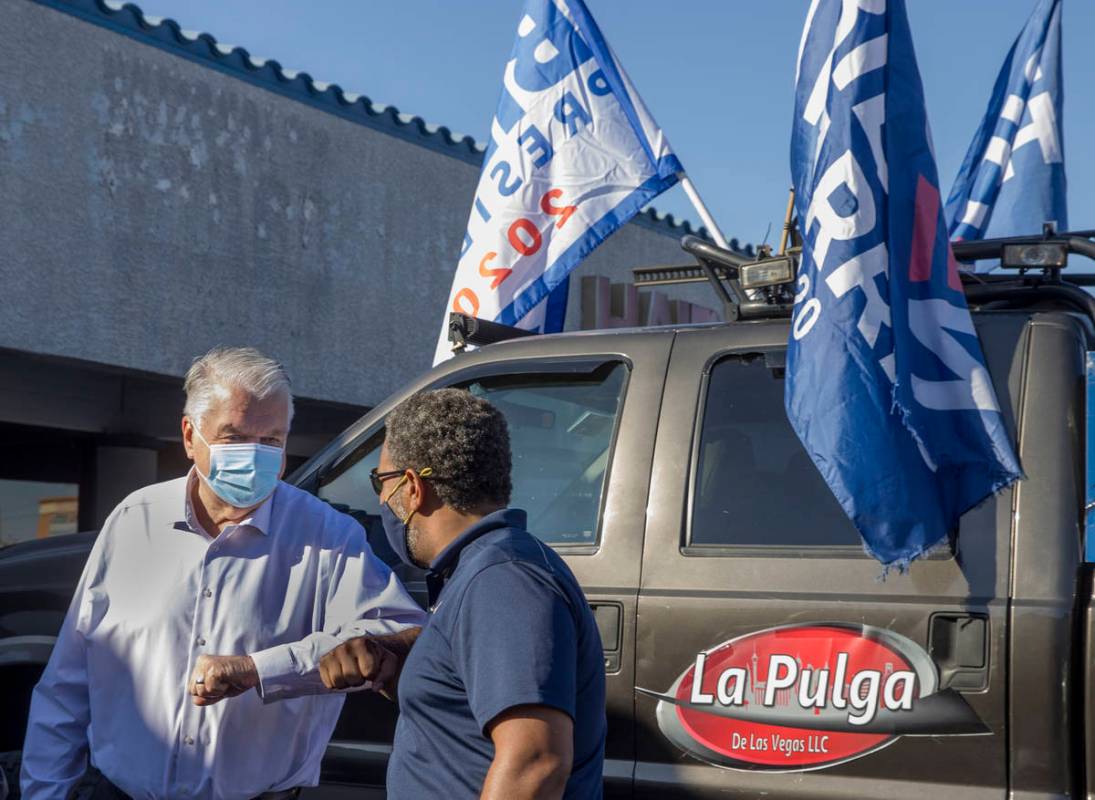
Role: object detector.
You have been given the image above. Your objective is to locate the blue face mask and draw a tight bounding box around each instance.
[380,493,414,568]
[192,422,283,509]
[380,469,431,569]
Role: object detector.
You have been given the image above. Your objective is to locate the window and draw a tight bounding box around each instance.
[317,431,399,562]
[690,354,862,549]
[318,362,627,560]
[466,363,627,546]
[0,480,79,546]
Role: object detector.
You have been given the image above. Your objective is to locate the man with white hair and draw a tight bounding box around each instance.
[21,346,426,800]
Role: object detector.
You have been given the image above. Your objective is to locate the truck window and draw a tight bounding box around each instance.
[319,362,627,552]
[690,354,862,549]
[466,362,627,546]
[316,431,400,564]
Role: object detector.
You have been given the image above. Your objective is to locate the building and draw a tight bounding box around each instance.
[0,0,751,539]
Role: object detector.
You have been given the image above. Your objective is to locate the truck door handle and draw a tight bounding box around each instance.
[590,602,622,673]
[928,613,989,691]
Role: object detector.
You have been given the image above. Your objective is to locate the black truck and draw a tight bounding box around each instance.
[3,231,1095,798]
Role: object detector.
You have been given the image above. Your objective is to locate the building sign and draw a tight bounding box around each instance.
[579,275,719,330]
[638,623,989,772]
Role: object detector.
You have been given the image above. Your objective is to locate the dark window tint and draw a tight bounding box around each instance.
[317,431,406,570]
[319,363,628,555]
[690,355,861,548]
[467,363,627,546]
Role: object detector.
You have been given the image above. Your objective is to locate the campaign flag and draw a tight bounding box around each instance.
[946,0,1065,242]
[433,0,682,364]
[789,0,1022,567]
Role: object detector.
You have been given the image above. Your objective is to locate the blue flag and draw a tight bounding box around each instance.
[789,0,1022,567]
[946,0,1065,241]
[434,0,682,363]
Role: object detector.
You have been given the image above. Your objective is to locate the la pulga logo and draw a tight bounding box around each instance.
[637,623,990,772]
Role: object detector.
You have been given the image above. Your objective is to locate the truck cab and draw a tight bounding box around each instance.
[3,232,1094,798]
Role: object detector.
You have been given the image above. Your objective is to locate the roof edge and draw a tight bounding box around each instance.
[33,0,750,248]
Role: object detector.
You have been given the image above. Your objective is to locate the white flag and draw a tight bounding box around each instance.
[434,0,682,364]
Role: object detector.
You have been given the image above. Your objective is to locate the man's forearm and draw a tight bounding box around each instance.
[368,627,420,661]
[372,627,420,700]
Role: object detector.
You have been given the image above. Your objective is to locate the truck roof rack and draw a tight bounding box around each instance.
[446,230,1095,355]
[666,227,1095,326]
[951,228,1095,265]
[962,275,1095,320]
[649,235,795,322]
[448,312,535,354]
[954,229,1095,324]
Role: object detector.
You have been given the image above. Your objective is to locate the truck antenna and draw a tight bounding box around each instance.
[760,222,773,251]
[778,188,796,256]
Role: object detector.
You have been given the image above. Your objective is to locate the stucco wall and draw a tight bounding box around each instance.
[0,0,718,407]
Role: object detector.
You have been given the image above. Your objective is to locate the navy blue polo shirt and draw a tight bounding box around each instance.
[386,508,606,799]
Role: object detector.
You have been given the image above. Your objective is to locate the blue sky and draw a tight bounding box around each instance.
[134,0,1093,250]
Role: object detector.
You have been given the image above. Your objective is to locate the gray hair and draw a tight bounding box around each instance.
[183,346,294,428]
[386,389,511,513]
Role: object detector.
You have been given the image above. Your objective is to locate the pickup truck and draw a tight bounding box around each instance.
[2,231,1093,799]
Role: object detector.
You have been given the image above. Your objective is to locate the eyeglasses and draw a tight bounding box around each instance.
[369,468,405,496]
[369,466,434,496]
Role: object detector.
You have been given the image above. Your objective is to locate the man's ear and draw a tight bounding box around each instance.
[404,469,427,514]
[182,417,195,461]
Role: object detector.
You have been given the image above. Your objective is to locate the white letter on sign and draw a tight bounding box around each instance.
[690,653,714,705]
[764,655,798,706]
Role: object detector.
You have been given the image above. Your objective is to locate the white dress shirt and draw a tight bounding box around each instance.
[21,472,426,800]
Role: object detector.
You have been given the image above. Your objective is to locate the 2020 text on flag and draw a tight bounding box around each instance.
[432,0,686,365]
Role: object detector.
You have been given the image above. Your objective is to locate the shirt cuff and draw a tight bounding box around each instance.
[249,643,297,701]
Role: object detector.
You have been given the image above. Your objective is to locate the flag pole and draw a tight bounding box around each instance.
[778,188,796,255]
[679,173,731,250]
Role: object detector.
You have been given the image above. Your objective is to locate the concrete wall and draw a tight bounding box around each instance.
[0,0,722,410]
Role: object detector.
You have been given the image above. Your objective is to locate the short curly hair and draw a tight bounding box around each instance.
[385,389,512,513]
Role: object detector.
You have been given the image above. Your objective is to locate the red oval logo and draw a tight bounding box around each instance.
[638,623,990,772]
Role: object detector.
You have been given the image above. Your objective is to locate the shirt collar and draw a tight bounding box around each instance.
[426,508,527,600]
[182,467,274,536]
